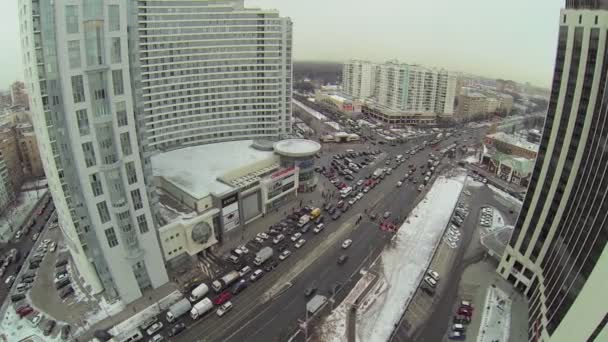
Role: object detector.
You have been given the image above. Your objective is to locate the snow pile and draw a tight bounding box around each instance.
[357,174,465,342]
[315,271,377,342]
[467,178,485,188]
[464,155,479,164]
[488,184,523,208]
[0,189,47,242]
[293,99,328,121]
[109,291,182,338]
[476,286,511,342]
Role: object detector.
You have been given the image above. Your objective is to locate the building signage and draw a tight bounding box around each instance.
[271,166,296,180]
[221,193,240,232]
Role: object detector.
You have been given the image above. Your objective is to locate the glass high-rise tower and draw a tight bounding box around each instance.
[497,2,608,341]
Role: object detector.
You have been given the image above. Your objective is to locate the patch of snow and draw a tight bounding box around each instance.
[357,174,466,342]
[293,99,328,121]
[476,287,511,342]
[467,179,485,188]
[109,291,183,338]
[464,155,479,164]
[325,121,342,131]
[0,305,65,342]
[316,271,377,342]
[0,189,48,242]
[488,184,523,208]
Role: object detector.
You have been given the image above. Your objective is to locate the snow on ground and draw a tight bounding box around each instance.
[488,184,523,208]
[0,305,65,342]
[476,286,511,342]
[467,178,485,188]
[0,189,47,242]
[293,99,328,121]
[464,155,479,164]
[21,178,48,191]
[109,290,182,338]
[325,121,342,131]
[357,174,466,342]
[316,271,377,342]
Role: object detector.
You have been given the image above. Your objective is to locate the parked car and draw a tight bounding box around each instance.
[304,287,317,297]
[61,325,71,340]
[424,276,437,288]
[59,286,74,299]
[279,250,292,261]
[290,232,302,242]
[294,239,306,249]
[43,319,56,336]
[146,322,164,336]
[216,301,233,317]
[239,266,252,277]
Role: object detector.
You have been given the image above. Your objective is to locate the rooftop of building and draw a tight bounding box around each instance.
[152,140,276,200]
[487,132,539,152]
[273,139,321,157]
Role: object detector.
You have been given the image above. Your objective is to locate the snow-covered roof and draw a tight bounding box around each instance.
[152,140,275,199]
[488,132,539,152]
[273,139,321,157]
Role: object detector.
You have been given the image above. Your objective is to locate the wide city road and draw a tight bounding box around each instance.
[169,128,486,342]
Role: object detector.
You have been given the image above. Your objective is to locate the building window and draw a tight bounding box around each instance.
[131,189,143,210]
[137,214,148,234]
[116,101,128,126]
[71,75,85,103]
[104,227,119,247]
[111,38,121,64]
[82,142,96,167]
[84,21,104,66]
[76,109,89,136]
[108,5,120,31]
[89,173,103,196]
[112,69,124,95]
[120,132,132,156]
[97,201,111,223]
[68,40,81,69]
[125,161,137,184]
[65,5,79,34]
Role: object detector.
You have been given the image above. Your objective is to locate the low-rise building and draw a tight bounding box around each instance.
[484,132,539,160]
[362,103,439,126]
[152,139,319,265]
[481,151,534,186]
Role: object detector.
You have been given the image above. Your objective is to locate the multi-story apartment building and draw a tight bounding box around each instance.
[344,60,456,125]
[16,123,45,178]
[497,2,608,341]
[19,0,168,303]
[133,0,293,151]
[10,81,30,110]
[342,60,376,99]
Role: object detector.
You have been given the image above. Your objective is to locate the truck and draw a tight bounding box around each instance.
[310,208,321,219]
[189,283,209,302]
[254,247,273,266]
[297,215,310,228]
[190,298,213,320]
[166,298,192,322]
[372,168,384,180]
[212,271,240,292]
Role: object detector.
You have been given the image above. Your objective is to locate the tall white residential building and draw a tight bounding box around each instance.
[342,60,376,99]
[19,0,168,303]
[132,0,293,151]
[343,60,456,116]
[374,61,456,115]
[497,2,608,341]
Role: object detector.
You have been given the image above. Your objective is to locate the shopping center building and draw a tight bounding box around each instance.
[151,139,319,264]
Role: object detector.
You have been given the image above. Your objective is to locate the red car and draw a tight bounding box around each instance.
[17,306,33,318]
[458,307,473,317]
[337,200,345,208]
[213,291,232,306]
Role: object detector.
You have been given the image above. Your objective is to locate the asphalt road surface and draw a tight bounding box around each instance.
[0,193,54,306]
[165,129,484,342]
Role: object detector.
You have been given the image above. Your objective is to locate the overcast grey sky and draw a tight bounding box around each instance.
[1,0,562,89]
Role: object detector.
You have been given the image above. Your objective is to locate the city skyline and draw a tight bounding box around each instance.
[2,0,562,89]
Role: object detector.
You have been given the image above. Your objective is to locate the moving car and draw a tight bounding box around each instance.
[337,254,349,265]
[342,239,352,249]
[448,331,466,340]
[383,211,391,219]
[294,239,306,249]
[290,232,302,242]
[168,322,186,337]
[304,287,317,297]
[213,291,232,305]
[279,250,292,260]
[313,224,325,233]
